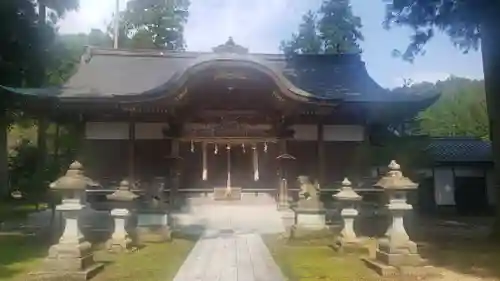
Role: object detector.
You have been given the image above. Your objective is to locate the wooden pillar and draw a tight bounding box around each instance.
[170,139,180,208]
[128,119,136,186]
[226,144,231,191]
[277,139,290,210]
[317,121,325,186]
[202,141,207,181]
[73,116,86,163]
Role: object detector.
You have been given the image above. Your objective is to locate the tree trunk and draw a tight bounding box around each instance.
[0,111,8,198]
[481,14,500,237]
[53,123,60,163]
[34,2,47,210]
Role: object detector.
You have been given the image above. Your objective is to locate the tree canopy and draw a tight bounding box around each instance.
[394,77,489,139]
[121,0,190,50]
[383,0,497,61]
[280,0,363,55]
[0,0,80,197]
[280,11,323,55]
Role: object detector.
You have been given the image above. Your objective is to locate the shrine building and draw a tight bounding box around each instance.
[1,39,438,200]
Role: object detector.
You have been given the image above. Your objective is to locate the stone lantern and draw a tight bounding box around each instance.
[333,178,362,251]
[30,161,103,280]
[363,160,424,276]
[106,180,139,253]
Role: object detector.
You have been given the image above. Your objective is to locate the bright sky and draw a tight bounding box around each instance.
[58,0,484,88]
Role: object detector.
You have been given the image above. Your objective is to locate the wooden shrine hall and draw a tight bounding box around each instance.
[1,38,438,201]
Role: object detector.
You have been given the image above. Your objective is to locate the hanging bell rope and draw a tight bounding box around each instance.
[214,143,218,155]
[202,142,207,180]
[242,143,246,153]
[253,144,259,181]
[190,140,195,153]
[264,142,268,153]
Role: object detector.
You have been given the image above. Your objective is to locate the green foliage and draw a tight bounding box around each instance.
[7,123,79,202]
[280,11,322,55]
[45,34,84,86]
[46,29,117,86]
[369,136,432,169]
[121,0,190,50]
[396,77,489,139]
[0,0,40,88]
[88,29,113,47]
[318,0,364,54]
[0,0,81,196]
[8,140,58,201]
[383,0,497,61]
[280,0,363,55]
[0,0,82,103]
[43,0,79,19]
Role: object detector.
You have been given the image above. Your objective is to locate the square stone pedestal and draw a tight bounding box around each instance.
[29,241,103,281]
[293,208,326,230]
[362,257,433,277]
[137,212,171,243]
[333,238,369,255]
[362,244,429,276]
[213,187,242,200]
[289,207,327,239]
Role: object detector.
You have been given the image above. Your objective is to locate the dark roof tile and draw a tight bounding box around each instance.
[10,47,437,103]
[426,137,492,163]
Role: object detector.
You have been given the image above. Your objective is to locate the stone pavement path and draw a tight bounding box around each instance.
[173,231,285,281]
[171,201,287,281]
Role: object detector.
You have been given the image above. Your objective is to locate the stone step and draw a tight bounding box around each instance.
[183,193,276,206]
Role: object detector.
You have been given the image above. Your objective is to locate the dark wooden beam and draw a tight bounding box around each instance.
[317,120,325,186]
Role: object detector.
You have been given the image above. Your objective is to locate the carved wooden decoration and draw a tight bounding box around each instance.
[272,90,285,102]
[175,87,188,101]
[183,122,273,138]
[213,71,248,80]
[212,37,249,54]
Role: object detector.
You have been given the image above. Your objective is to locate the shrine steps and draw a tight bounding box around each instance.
[181,192,277,206]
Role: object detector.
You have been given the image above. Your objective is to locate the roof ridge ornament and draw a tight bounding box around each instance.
[212,37,249,54]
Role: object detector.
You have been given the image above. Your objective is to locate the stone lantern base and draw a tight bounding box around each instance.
[106,237,134,253]
[362,238,429,276]
[137,210,171,243]
[362,257,433,277]
[29,241,104,281]
[106,208,135,253]
[333,237,369,255]
[376,237,423,265]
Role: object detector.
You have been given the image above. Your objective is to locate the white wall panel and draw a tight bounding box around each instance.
[292,125,318,141]
[292,124,365,141]
[135,123,166,140]
[434,168,455,205]
[324,125,364,141]
[85,122,129,140]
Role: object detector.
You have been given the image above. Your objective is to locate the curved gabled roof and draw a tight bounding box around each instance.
[0,46,439,111]
[109,52,328,103]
